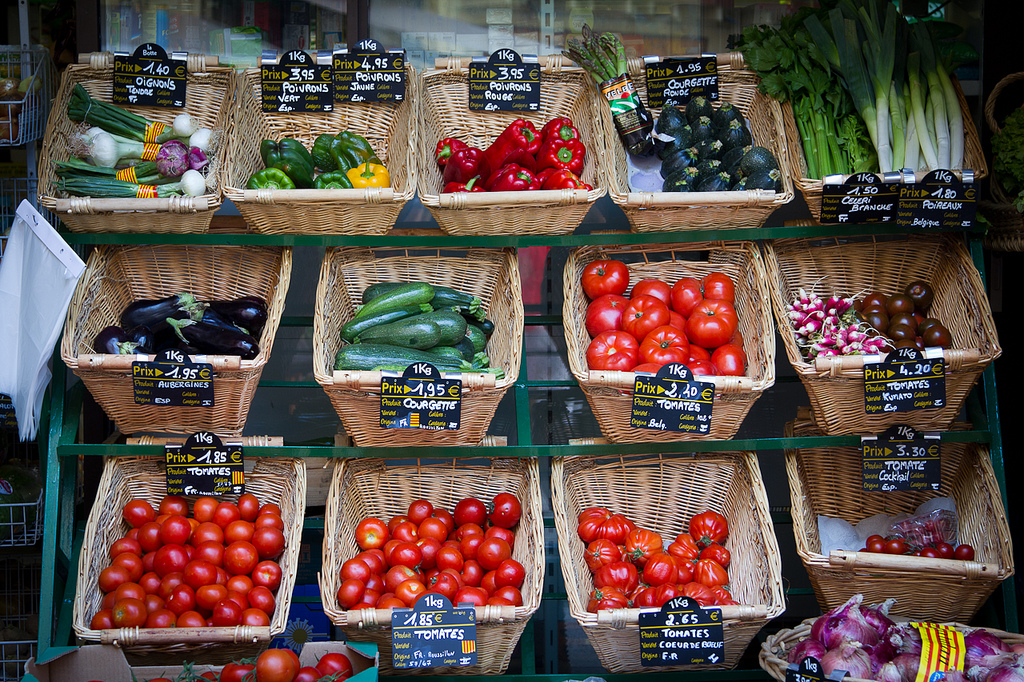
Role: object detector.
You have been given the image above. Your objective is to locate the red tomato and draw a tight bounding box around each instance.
[429,572,461,601]
[112,582,146,604]
[581,259,629,299]
[341,557,372,583]
[90,609,114,630]
[668,310,686,330]
[391,542,424,569]
[585,294,631,337]
[686,359,718,376]
[435,546,464,572]
[494,559,526,589]
[700,543,731,568]
[630,278,671,305]
[139,571,162,595]
[111,598,147,627]
[192,497,218,523]
[577,508,636,545]
[253,560,283,591]
[157,572,185,600]
[109,537,142,560]
[688,345,711,362]
[248,585,276,614]
[642,553,679,586]
[220,663,256,682]
[489,493,522,529]
[480,570,498,595]
[196,583,228,611]
[586,331,639,371]
[385,565,420,593]
[176,610,207,627]
[252,526,286,560]
[183,560,218,590]
[227,574,254,594]
[158,495,189,517]
[259,503,283,517]
[165,584,196,616]
[492,585,523,606]
[885,538,907,555]
[586,586,628,612]
[476,537,512,571]
[623,528,663,567]
[682,581,714,606]
[122,499,156,529]
[295,666,322,682]
[431,507,455,533]
[685,300,739,349]
[194,540,225,568]
[584,538,621,573]
[255,648,300,682]
[111,553,144,583]
[709,585,738,606]
[395,579,427,607]
[452,586,489,607]
[954,544,975,560]
[224,520,256,544]
[316,652,354,679]
[935,542,955,559]
[212,598,244,626]
[254,513,285,531]
[484,525,515,550]
[153,544,189,578]
[593,561,639,594]
[233,493,259,522]
[407,499,434,525]
[417,517,449,543]
[416,537,442,570]
[728,328,744,348]
[452,522,483,541]
[453,498,488,527]
[711,343,746,376]
[702,272,736,303]
[144,608,176,628]
[355,517,389,550]
[224,541,259,576]
[213,502,242,529]
[633,362,664,373]
[459,534,484,561]
[191,521,225,546]
[639,325,690,365]
[240,607,270,626]
[461,560,483,587]
[689,511,729,548]
[671,277,704,317]
[621,295,670,343]
[652,583,685,607]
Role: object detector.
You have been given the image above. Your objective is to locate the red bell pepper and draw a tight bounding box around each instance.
[541,116,580,143]
[485,119,541,170]
[435,137,469,166]
[541,169,592,191]
[485,164,538,192]
[442,176,486,193]
[537,137,586,175]
[443,147,491,186]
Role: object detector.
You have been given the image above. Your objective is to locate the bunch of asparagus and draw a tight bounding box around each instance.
[562,25,627,83]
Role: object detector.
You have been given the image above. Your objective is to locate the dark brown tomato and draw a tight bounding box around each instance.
[904,280,934,311]
[922,323,953,349]
[861,292,889,310]
[887,323,917,342]
[886,294,916,316]
[862,309,889,334]
[888,312,917,332]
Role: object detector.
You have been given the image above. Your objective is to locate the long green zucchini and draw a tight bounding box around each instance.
[340,304,433,343]
[334,344,471,371]
[353,282,434,321]
[355,318,442,349]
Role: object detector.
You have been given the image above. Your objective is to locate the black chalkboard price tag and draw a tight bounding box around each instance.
[333,39,406,103]
[631,363,714,434]
[0,393,16,431]
[468,49,541,112]
[643,55,718,109]
[261,50,333,113]
[862,425,941,492]
[113,43,187,108]
[392,593,477,669]
[164,432,244,497]
[897,169,977,230]
[820,172,901,224]
[786,656,848,682]
[380,363,461,431]
[133,349,214,407]
[638,596,724,666]
[864,346,945,415]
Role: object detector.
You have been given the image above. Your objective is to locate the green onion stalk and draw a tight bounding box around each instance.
[67,83,198,144]
[59,169,207,198]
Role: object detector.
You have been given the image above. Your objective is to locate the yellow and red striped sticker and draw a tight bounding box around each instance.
[116,166,138,183]
[913,623,965,682]
[140,143,161,161]
[144,121,166,143]
[135,184,158,198]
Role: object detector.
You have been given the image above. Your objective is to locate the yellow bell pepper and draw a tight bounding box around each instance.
[347,161,391,188]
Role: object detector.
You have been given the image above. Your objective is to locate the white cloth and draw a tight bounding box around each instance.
[0,201,85,440]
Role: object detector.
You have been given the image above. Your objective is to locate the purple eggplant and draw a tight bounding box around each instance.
[200,308,248,334]
[128,325,155,353]
[94,325,154,354]
[167,317,259,359]
[121,293,207,333]
[209,296,268,338]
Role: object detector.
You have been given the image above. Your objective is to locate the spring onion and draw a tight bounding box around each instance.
[59,169,206,198]
[189,128,214,153]
[67,83,197,144]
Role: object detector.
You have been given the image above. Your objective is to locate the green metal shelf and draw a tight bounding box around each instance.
[34,223,1015,681]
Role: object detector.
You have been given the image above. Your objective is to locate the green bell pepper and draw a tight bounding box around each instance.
[247,168,296,190]
[272,159,315,188]
[259,138,314,169]
[313,170,354,189]
[329,131,382,173]
[311,133,338,171]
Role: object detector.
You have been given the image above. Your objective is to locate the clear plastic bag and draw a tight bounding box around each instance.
[0,201,85,440]
[887,501,959,548]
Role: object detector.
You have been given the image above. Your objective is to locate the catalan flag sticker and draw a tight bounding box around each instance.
[913,622,965,682]
[461,640,476,654]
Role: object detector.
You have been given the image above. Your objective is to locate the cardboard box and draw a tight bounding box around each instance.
[26,641,378,682]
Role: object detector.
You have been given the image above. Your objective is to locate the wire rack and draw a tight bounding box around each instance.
[0,176,54,235]
[0,554,40,681]
[0,45,56,147]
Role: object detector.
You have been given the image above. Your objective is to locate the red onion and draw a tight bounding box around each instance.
[863,598,897,638]
[156,139,189,177]
[815,595,880,649]
[788,638,828,664]
[891,651,920,681]
[984,658,1024,682]
[188,146,209,171]
[865,638,897,674]
[939,671,970,682]
[822,642,872,679]
[966,629,1012,668]
[875,662,903,682]
[889,623,923,656]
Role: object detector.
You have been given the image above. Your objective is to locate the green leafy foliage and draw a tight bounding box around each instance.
[992,107,1024,212]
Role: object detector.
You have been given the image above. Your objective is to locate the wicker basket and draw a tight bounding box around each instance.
[759,619,1024,681]
[781,78,987,220]
[563,242,775,443]
[37,52,233,233]
[320,457,544,675]
[72,455,306,664]
[786,411,1013,623]
[600,53,794,232]
[312,247,522,446]
[551,451,785,673]
[764,234,1001,435]
[980,71,1024,251]
[60,244,292,435]
[222,65,416,235]
[417,55,605,235]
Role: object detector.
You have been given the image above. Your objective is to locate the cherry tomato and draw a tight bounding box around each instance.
[918,547,940,558]
[865,537,886,553]
[935,542,955,559]
[581,259,629,299]
[884,538,907,555]
[630,278,672,305]
[954,544,976,561]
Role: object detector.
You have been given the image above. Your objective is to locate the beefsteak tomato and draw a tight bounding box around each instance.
[586,331,639,371]
[685,300,738,349]
[622,295,670,343]
[639,325,690,366]
[582,260,629,299]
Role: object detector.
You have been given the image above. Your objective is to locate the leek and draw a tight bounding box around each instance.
[907,53,939,170]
